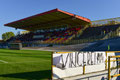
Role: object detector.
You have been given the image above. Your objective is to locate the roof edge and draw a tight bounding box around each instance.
[4,8,91,26]
[4,8,59,26]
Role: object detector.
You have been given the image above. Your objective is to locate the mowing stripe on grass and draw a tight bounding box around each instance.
[9,61,42,64]
[0,61,46,64]
[0,60,8,63]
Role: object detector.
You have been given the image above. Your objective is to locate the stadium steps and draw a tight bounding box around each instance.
[65,25,90,44]
[43,38,52,43]
[49,38,58,43]
[64,35,76,43]
[54,38,61,43]
[102,26,120,40]
[69,25,120,44]
[56,38,64,43]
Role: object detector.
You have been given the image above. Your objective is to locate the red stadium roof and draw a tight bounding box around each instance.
[4,8,91,31]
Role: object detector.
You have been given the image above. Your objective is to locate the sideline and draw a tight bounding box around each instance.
[0,60,8,63]
[0,61,42,64]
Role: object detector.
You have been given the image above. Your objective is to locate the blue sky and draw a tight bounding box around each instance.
[0,0,120,39]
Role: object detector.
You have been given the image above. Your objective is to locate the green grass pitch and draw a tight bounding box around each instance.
[0,49,52,80]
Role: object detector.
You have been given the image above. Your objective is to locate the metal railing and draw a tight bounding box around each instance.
[108,56,120,80]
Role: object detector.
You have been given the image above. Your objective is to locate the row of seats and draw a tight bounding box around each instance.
[7,24,119,46]
[8,27,81,44]
[73,24,120,40]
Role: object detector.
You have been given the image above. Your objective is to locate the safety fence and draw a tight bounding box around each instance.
[108,55,120,80]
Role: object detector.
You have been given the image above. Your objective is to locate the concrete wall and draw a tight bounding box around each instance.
[64,68,120,80]
[53,51,117,79]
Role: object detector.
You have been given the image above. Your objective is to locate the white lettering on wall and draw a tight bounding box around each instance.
[53,52,106,68]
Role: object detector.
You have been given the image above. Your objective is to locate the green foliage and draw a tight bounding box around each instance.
[2,32,15,41]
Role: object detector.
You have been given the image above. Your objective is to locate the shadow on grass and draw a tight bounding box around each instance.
[0,70,51,80]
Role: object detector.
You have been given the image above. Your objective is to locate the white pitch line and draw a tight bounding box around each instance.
[9,61,42,64]
[0,61,41,64]
[0,60,8,63]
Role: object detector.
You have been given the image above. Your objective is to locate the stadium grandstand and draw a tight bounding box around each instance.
[3,9,120,51]
[4,9,90,47]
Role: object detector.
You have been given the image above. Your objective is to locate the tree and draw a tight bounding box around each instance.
[2,32,15,41]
